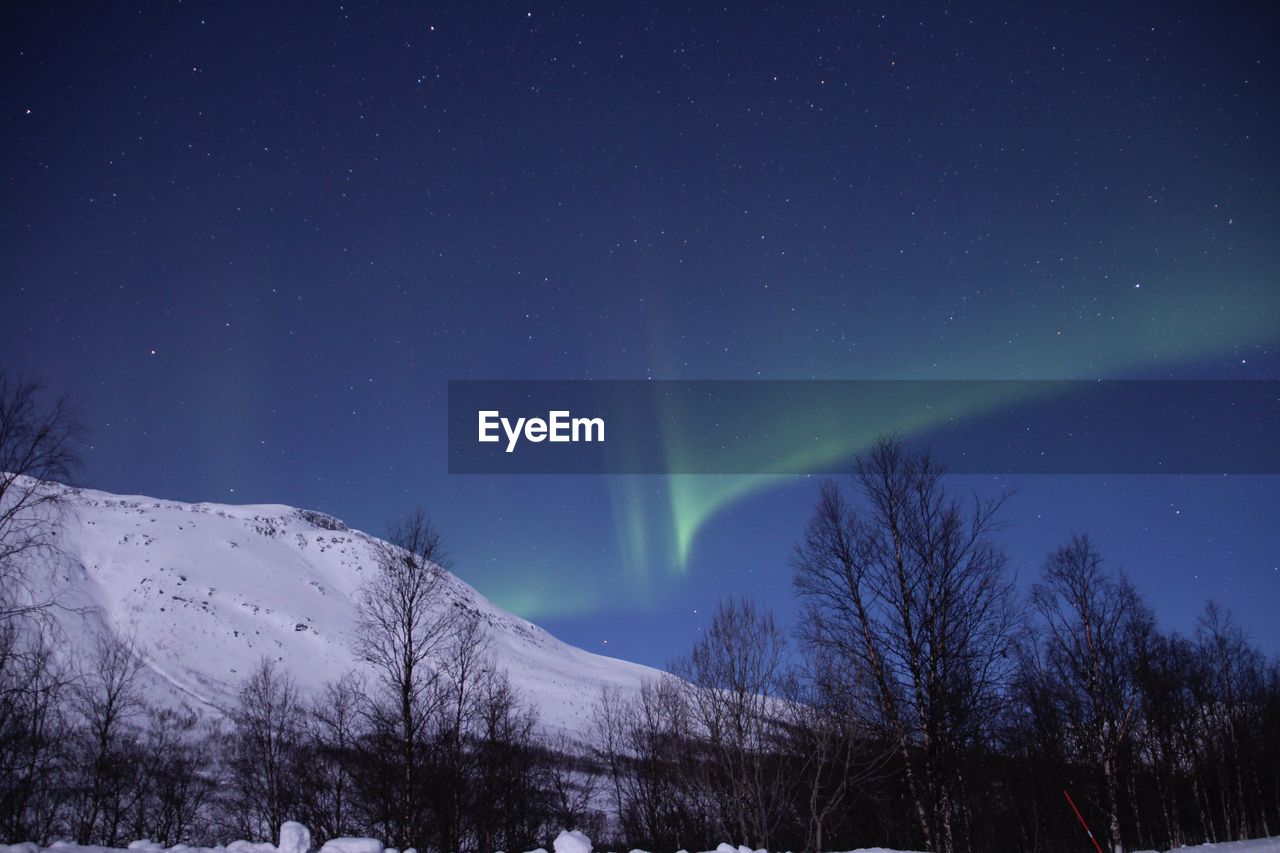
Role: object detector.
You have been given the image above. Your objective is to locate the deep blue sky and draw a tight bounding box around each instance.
[2,2,1277,666]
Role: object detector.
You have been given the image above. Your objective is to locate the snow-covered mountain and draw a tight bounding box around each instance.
[35,483,662,738]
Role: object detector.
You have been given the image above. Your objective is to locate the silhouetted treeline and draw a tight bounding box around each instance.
[2,388,1278,853]
[588,584,1280,853]
[586,440,1280,853]
[0,624,598,850]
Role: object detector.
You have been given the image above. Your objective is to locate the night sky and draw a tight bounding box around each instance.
[2,2,1278,666]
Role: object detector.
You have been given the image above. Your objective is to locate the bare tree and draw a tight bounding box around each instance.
[593,676,706,851]
[470,668,547,853]
[590,684,630,833]
[227,657,304,842]
[300,672,366,844]
[785,646,893,853]
[1030,535,1154,853]
[0,371,84,625]
[793,437,1018,853]
[354,509,457,848]
[543,732,604,839]
[671,597,793,850]
[0,620,70,843]
[1194,602,1271,842]
[0,372,82,844]
[70,633,147,845]
[131,707,218,846]
[435,610,493,853]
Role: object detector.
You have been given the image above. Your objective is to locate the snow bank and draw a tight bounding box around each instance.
[1135,839,1280,853]
[316,840,382,853]
[552,831,592,853]
[226,842,276,853]
[277,824,310,853]
[5,827,1278,853]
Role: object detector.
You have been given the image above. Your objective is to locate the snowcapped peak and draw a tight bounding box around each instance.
[41,483,661,737]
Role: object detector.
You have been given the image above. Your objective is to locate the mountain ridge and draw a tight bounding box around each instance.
[32,482,662,739]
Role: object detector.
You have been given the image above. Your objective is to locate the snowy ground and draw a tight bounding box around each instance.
[31,483,665,741]
[0,840,926,853]
[5,823,1279,853]
[1137,838,1280,852]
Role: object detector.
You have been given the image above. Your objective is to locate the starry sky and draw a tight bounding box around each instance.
[2,1,1278,665]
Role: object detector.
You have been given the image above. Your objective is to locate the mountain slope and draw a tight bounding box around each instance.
[38,484,662,738]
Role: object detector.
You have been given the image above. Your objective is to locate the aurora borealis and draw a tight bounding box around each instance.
[2,2,1277,666]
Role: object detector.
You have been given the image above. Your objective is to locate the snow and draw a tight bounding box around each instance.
[1135,840,1280,853]
[225,844,276,853]
[4,827,1280,853]
[276,825,309,853]
[0,835,928,853]
[31,484,665,739]
[316,840,382,853]
[552,831,592,853]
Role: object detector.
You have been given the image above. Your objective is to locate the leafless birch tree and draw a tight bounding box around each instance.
[354,510,457,848]
[793,437,1018,853]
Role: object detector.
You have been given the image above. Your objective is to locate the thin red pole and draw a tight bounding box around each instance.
[1062,789,1106,853]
